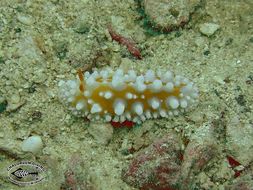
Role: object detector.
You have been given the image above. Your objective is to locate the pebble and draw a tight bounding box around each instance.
[199,23,220,37]
[226,123,253,165]
[144,0,201,32]
[21,135,43,154]
[6,93,25,111]
[17,14,34,25]
[122,133,182,189]
[88,122,113,145]
[9,93,21,104]
[32,69,48,83]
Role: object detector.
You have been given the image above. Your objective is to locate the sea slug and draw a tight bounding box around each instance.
[58,68,198,124]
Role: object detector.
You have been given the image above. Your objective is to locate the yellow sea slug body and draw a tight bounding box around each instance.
[58,69,198,123]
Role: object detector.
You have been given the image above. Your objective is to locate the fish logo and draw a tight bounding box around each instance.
[11,168,39,179]
[7,161,46,186]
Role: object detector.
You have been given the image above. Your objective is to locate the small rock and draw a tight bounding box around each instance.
[88,122,113,145]
[144,0,202,32]
[122,133,183,189]
[6,93,25,112]
[17,14,34,25]
[180,139,219,188]
[199,23,220,37]
[32,69,48,83]
[9,93,21,104]
[179,124,220,189]
[226,123,253,165]
[21,135,43,154]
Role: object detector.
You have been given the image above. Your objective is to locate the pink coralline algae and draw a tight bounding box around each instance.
[122,132,220,190]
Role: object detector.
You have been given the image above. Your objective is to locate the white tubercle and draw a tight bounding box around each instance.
[149,79,163,91]
[84,71,90,79]
[91,103,102,113]
[120,115,126,122]
[145,70,155,82]
[167,97,179,109]
[149,97,160,109]
[161,71,173,83]
[134,75,146,92]
[76,101,86,110]
[164,82,174,92]
[100,70,109,79]
[133,102,143,115]
[125,112,131,120]
[174,75,183,86]
[145,110,152,119]
[126,92,133,99]
[104,91,113,99]
[84,91,90,97]
[127,70,137,82]
[180,99,188,108]
[105,114,112,122]
[86,76,97,87]
[113,116,119,122]
[114,99,125,116]
[159,110,167,117]
[112,75,125,90]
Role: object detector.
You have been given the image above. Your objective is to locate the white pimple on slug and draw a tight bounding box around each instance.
[174,75,183,86]
[90,103,102,113]
[164,82,174,92]
[113,116,119,122]
[127,70,137,81]
[134,75,146,92]
[84,91,90,97]
[87,99,93,104]
[161,71,173,82]
[149,97,160,109]
[180,99,188,108]
[153,112,158,118]
[100,70,109,79]
[120,115,126,122]
[76,101,85,110]
[145,70,155,82]
[150,79,163,91]
[84,71,90,79]
[160,110,167,117]
[112,76,125,90]
[114,99,125,116]
[167,97,179,109]
[67,97,74,103]
[140,115,146,122]
[126,92,133,99]
[133,103,143,115]
[125,112,131,120]
[145,110,152,119]
[105,115,112,122]
[86,76,97,87]
[104,91,112,99]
